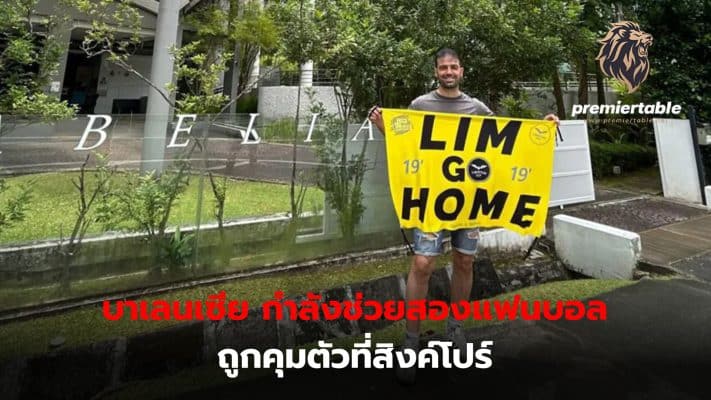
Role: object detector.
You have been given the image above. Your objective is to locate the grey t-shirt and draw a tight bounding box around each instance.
[409,90,493,116]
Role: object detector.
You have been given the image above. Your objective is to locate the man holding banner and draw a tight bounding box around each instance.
[369,48,558,384]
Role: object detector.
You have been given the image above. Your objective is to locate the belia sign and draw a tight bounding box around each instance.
[70,113,381,151]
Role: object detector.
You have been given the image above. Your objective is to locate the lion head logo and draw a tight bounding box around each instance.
[596,21,653,93]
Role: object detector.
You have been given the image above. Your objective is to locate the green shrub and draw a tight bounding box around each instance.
[590,141,658,178]
[235,92,258,113]
[701,145,711,182]
[500,91,542,119]
[162,228,195,271]
[262,118,296,142]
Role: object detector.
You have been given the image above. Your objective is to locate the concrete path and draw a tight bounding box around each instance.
[640,214,711,266]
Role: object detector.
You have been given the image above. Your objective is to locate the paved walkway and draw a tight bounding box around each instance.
[640,214,711,266]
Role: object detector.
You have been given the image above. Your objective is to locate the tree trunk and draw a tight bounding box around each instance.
[291,81,302,220]
[552,70,566,119]
[224,0,242,114]
[595,66,606,106]
[595,63,607,133]
[577,57,589,118]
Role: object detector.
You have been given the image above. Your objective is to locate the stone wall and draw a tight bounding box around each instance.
[0,214,322,283]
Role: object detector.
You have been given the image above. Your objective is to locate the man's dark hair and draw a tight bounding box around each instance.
[435,48,460,67]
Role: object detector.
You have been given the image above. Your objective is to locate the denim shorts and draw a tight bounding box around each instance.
[412,228,480,256]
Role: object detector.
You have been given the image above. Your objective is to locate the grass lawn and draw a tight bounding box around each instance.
[0,171,324,244]
[0,252,634,363]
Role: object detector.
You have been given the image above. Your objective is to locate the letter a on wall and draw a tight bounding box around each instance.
[381,109,556,236]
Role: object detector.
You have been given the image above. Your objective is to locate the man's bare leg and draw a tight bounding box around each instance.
[450,249,474,303]
[396,254,436,384]
[447,249,475,349]
[405,254,437,336]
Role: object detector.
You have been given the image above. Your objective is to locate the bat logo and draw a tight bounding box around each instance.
[467,158,491,182]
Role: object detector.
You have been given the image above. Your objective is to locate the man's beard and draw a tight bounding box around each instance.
[438,76,460,89]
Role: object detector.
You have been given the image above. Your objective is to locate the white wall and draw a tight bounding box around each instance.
[36,0,158,31]
[94,55,153,114]
[554,214,640,279]
[653,119,703,204]
[550,120,596,207]
[515,86,619,118]
[258,86,340,120]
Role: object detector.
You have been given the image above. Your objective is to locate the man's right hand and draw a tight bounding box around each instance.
[368,105,385,134]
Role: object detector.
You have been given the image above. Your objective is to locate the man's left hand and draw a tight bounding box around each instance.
[544,113,560,126]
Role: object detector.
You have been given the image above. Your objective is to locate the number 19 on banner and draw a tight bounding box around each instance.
[404,159,424,174]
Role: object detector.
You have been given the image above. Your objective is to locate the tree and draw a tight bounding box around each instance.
[171,0,279,267]
[547,0,599,118]
[566,1,709,143]
[308,96,369,241]
[0,0,77,240]
[58,153,114,289]
[229,0,279,97]
[273,0,582,114]
[268,0,324,241]
[457,1,578,112]
[0,0,76,131]
[269,0,581,238]
[177,0,278,114]
[633,0,710,122]
[71,0,279,271]
[572,1,617,116]
[109,162,192,276]
[270,0,382,240]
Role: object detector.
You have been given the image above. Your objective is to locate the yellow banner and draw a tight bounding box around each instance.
[382,108,556,236]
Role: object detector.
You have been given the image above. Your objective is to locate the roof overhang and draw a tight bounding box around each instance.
[130,0,192,15]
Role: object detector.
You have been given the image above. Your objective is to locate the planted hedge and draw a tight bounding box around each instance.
[701,145,711,180]
[590,141,658,178]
